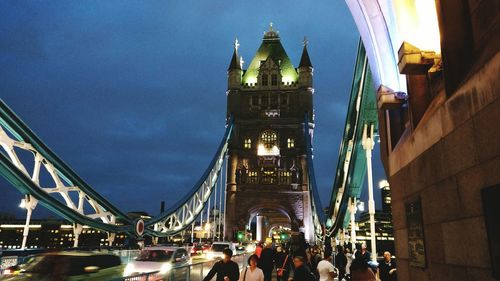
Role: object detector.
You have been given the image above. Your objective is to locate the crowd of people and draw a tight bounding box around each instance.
[203,240,397,281]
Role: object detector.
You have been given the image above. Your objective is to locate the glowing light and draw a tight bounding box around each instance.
[393,0,441,53]
[379,179,390,189]
[257,144,280,156]
[282,75,295,85]
[245,76,258,85]
[160,263,172,274]
[19,199,26,209]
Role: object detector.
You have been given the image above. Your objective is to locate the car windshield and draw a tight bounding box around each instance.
[211,244,230,252]
[136,250,173,262]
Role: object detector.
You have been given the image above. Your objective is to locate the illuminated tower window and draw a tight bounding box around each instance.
[287,138,295,148]
[258,130,279,156]
[261,74,268,86]
[244,138,252,149]
[271,74,278,86]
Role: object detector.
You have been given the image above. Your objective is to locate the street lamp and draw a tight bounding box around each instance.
[19,199,26,209]
[379,179,389,189]
[357,201,365,212]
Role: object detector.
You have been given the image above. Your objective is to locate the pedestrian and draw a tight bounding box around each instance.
[378,251,397,281]
[203,248,240,281]
[275,246,292,281]
[310,246,322,276]
[345,248,354,277]
[335,246,347,280]
[239,254,264,281]
[316,251,337,281]
[290,256,317,281]
[355,243,371,263]
[350,258,376,281]
[258,243,275,281]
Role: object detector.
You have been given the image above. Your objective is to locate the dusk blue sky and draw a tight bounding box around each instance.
[0,0,385,219]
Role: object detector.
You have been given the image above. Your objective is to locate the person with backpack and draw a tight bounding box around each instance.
[239,254,264,281]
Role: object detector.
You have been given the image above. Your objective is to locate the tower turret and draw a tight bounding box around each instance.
[298,37,313,89]
[227,39,242,89]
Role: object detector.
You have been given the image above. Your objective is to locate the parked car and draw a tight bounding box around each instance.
[2,252,124,281]
[124,246,190,279]
[190,245,205,256]
[206,242,237,260]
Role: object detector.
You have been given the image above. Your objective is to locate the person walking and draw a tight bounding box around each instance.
[275,246,292,281]
[239,254,264,281]
[335,246,347,280]
[290,256,317,281]
[316,252,337,281]
[378,251,397,281]
[355,243,371,263]
[258,243,275,281]
[345,248,354,277]
[203,248,240,281]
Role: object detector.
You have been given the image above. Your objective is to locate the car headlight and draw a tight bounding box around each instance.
[160,263,172,274]
[124,264,135,276]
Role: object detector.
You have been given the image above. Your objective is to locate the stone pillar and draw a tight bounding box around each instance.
[349,197,357,252]
[256,215,265,242]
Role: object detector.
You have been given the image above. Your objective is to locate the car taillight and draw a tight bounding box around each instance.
[3,269,12,275]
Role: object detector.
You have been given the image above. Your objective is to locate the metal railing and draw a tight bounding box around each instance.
[117,253,249,281]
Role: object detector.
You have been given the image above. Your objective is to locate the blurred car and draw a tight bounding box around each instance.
[190,245,205,256]
[1,255,41,277]
[2,252,124,281]
[206,242,236,260]
[124,246,190,278]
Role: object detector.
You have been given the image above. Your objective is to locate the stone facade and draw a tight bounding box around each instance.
[377,1,500,280]
[223,27,315,242]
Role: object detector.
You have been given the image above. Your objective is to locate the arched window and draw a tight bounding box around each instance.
[261,131,277,149]
[244,138,252,149]
[261,74,269,86]
[287,138,295,148]
[258,130,279,156]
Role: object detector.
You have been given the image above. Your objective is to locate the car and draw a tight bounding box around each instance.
[124,246,190,279]
[1,252,125,281]
[190,245,204,256]
[206,242,237,260]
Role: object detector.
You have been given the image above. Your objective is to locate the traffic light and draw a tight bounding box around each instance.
[280,233,288,240]
[237,231,244,241]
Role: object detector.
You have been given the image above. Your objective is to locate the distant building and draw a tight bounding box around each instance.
[0,218,129,250]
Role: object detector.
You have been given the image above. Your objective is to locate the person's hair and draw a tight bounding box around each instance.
[350,257,369,272]
[293,256,306,262]
[324,251,331,259]
[222,248,233,257]
[247,254,259,265]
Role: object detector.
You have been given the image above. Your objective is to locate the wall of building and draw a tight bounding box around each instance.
[347,0,499,280]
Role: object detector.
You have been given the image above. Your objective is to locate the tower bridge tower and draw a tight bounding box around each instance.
[225,25,315,242]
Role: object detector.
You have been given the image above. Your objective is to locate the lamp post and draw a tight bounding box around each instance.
[362,123,377,262]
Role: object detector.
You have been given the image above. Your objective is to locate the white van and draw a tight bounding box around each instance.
[206,242,237,260]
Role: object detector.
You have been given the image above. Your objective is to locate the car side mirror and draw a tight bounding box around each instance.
[84,266,100,273]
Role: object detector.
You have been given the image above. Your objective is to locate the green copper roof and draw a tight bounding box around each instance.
[242,29,298,84]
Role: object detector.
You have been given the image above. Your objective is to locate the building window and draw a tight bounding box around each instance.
[244,138,252,149]
[261,131,277,149]
[271,74,278,86]
[261,74,268,86]
[287,138,295,148]
[258,130,279,156]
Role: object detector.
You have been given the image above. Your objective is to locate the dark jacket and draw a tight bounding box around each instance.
[203,260,240,281]
[292,264,317,281]
[275,252,292,271]
[258,248,276,271]
[379,259,397,281]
